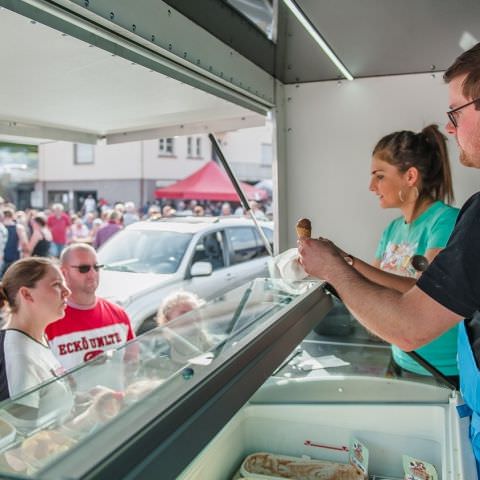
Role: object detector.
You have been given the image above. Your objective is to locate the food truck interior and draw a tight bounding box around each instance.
[0,0,480,479]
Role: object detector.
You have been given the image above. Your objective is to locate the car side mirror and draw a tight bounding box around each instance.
[191,261,213,277]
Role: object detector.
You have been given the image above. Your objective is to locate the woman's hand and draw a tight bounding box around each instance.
[297,237,345,282]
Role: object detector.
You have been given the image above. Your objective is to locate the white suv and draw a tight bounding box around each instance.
[96,217,274,332]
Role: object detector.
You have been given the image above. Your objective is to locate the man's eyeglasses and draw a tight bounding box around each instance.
[69,264,104,274]
[447,97,480,128]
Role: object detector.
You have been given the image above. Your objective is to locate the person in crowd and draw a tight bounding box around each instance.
[220,202,232,216]
[157,291,206,326]
[2,208,28,276]
[148,291,211,367]
[142,200,152,217]
[27,215,52,257]
[0,257,71,402]
[113,203,125,225]
[16,210,30,231]
[93,210,122,249]
[83,212,96,232]
[234,204,244,216]
[249,200,268,221]
[162,205,175,217]
[297,42,480,470]
[45,243,135,370]
[69,216,90,244]
[122,201,140,226]
[0,211,8,274]
[82,194,96,216]
[368,124,459,381]
[193,205,205,216]
[25,209,38,236]
[87,218,103,244]
[146,204,162,220]
[97,198,110,217]
[47,203,71,257]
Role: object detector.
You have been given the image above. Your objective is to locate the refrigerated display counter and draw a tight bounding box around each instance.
[0,278,332,479]
[0,277,475,479]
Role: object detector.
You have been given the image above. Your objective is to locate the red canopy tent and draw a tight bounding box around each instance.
[154,161,266,201]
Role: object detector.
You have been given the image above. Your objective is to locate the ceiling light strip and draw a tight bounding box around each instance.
[282,0,354,81]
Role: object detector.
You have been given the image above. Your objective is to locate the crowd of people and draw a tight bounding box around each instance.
[0,196,271,275]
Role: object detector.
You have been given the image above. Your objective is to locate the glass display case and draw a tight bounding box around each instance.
[0,278,331,480]
[0,277,475,479]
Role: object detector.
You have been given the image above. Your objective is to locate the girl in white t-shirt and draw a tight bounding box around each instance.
[0,257,71,406]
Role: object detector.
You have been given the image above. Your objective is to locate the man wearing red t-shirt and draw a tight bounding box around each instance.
[47,203,71,257]
[45,243,136,372]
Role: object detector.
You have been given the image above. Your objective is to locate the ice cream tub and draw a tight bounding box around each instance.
[240,452,364,480]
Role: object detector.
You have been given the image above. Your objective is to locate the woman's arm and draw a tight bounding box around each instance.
[424,247,442,265]
[26,230,41,255]
[349,255,416,293]
[348,247,444,292]
[16,225,30,257]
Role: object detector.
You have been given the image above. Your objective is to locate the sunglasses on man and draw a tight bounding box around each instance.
[69,264,104,274]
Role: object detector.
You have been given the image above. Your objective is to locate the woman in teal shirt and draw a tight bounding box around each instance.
[335,124,459,382]
[370,124,459,379]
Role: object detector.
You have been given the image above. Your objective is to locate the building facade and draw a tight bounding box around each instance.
[34,124,272,212]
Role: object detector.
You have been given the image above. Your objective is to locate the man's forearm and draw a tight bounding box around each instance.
[330,265,424,350]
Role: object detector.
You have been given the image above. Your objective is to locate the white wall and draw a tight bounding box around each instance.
[141,137,209,184]
[282,73,480,259]
[39,141,142,180]
[221,124,273,165]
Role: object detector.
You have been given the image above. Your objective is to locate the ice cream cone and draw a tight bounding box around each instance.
[296,218,311,239]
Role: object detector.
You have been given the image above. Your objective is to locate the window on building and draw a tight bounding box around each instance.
[159,138,174,156]
[187,137,193,157]
[48,190,69,210]
[196,137,202,157]
[74,144,94,164]
[261,143,272,166]
[187,137,202,158]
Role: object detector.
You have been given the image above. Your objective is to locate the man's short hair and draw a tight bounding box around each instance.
[2,208,14,219]
[444,42,480,101]
[109,210,120,221]
[60,243,96,265]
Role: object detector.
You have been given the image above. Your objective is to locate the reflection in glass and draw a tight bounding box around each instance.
[0,278,317,477]
[225,0,274,39]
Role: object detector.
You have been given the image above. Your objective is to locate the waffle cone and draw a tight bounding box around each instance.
[296,226,311,239]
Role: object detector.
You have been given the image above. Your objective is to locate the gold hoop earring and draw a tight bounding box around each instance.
[398,189,405,202]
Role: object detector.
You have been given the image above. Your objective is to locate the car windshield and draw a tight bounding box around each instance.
[98,230,193,274]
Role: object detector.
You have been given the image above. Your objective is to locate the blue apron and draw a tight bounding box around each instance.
[458,320,480,474]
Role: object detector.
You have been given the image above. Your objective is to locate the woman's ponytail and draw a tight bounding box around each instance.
[421,124,454,204]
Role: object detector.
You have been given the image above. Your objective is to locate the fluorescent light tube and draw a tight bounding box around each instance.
[283,0,354,81]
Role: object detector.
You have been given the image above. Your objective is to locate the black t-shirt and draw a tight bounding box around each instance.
[417,192,480,367]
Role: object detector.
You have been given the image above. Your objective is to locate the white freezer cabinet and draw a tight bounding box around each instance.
[180,376,477,479]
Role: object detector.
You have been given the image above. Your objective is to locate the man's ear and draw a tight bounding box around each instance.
[60,265,70,280]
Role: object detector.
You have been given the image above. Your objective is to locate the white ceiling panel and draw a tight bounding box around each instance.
[0,6,263,143]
